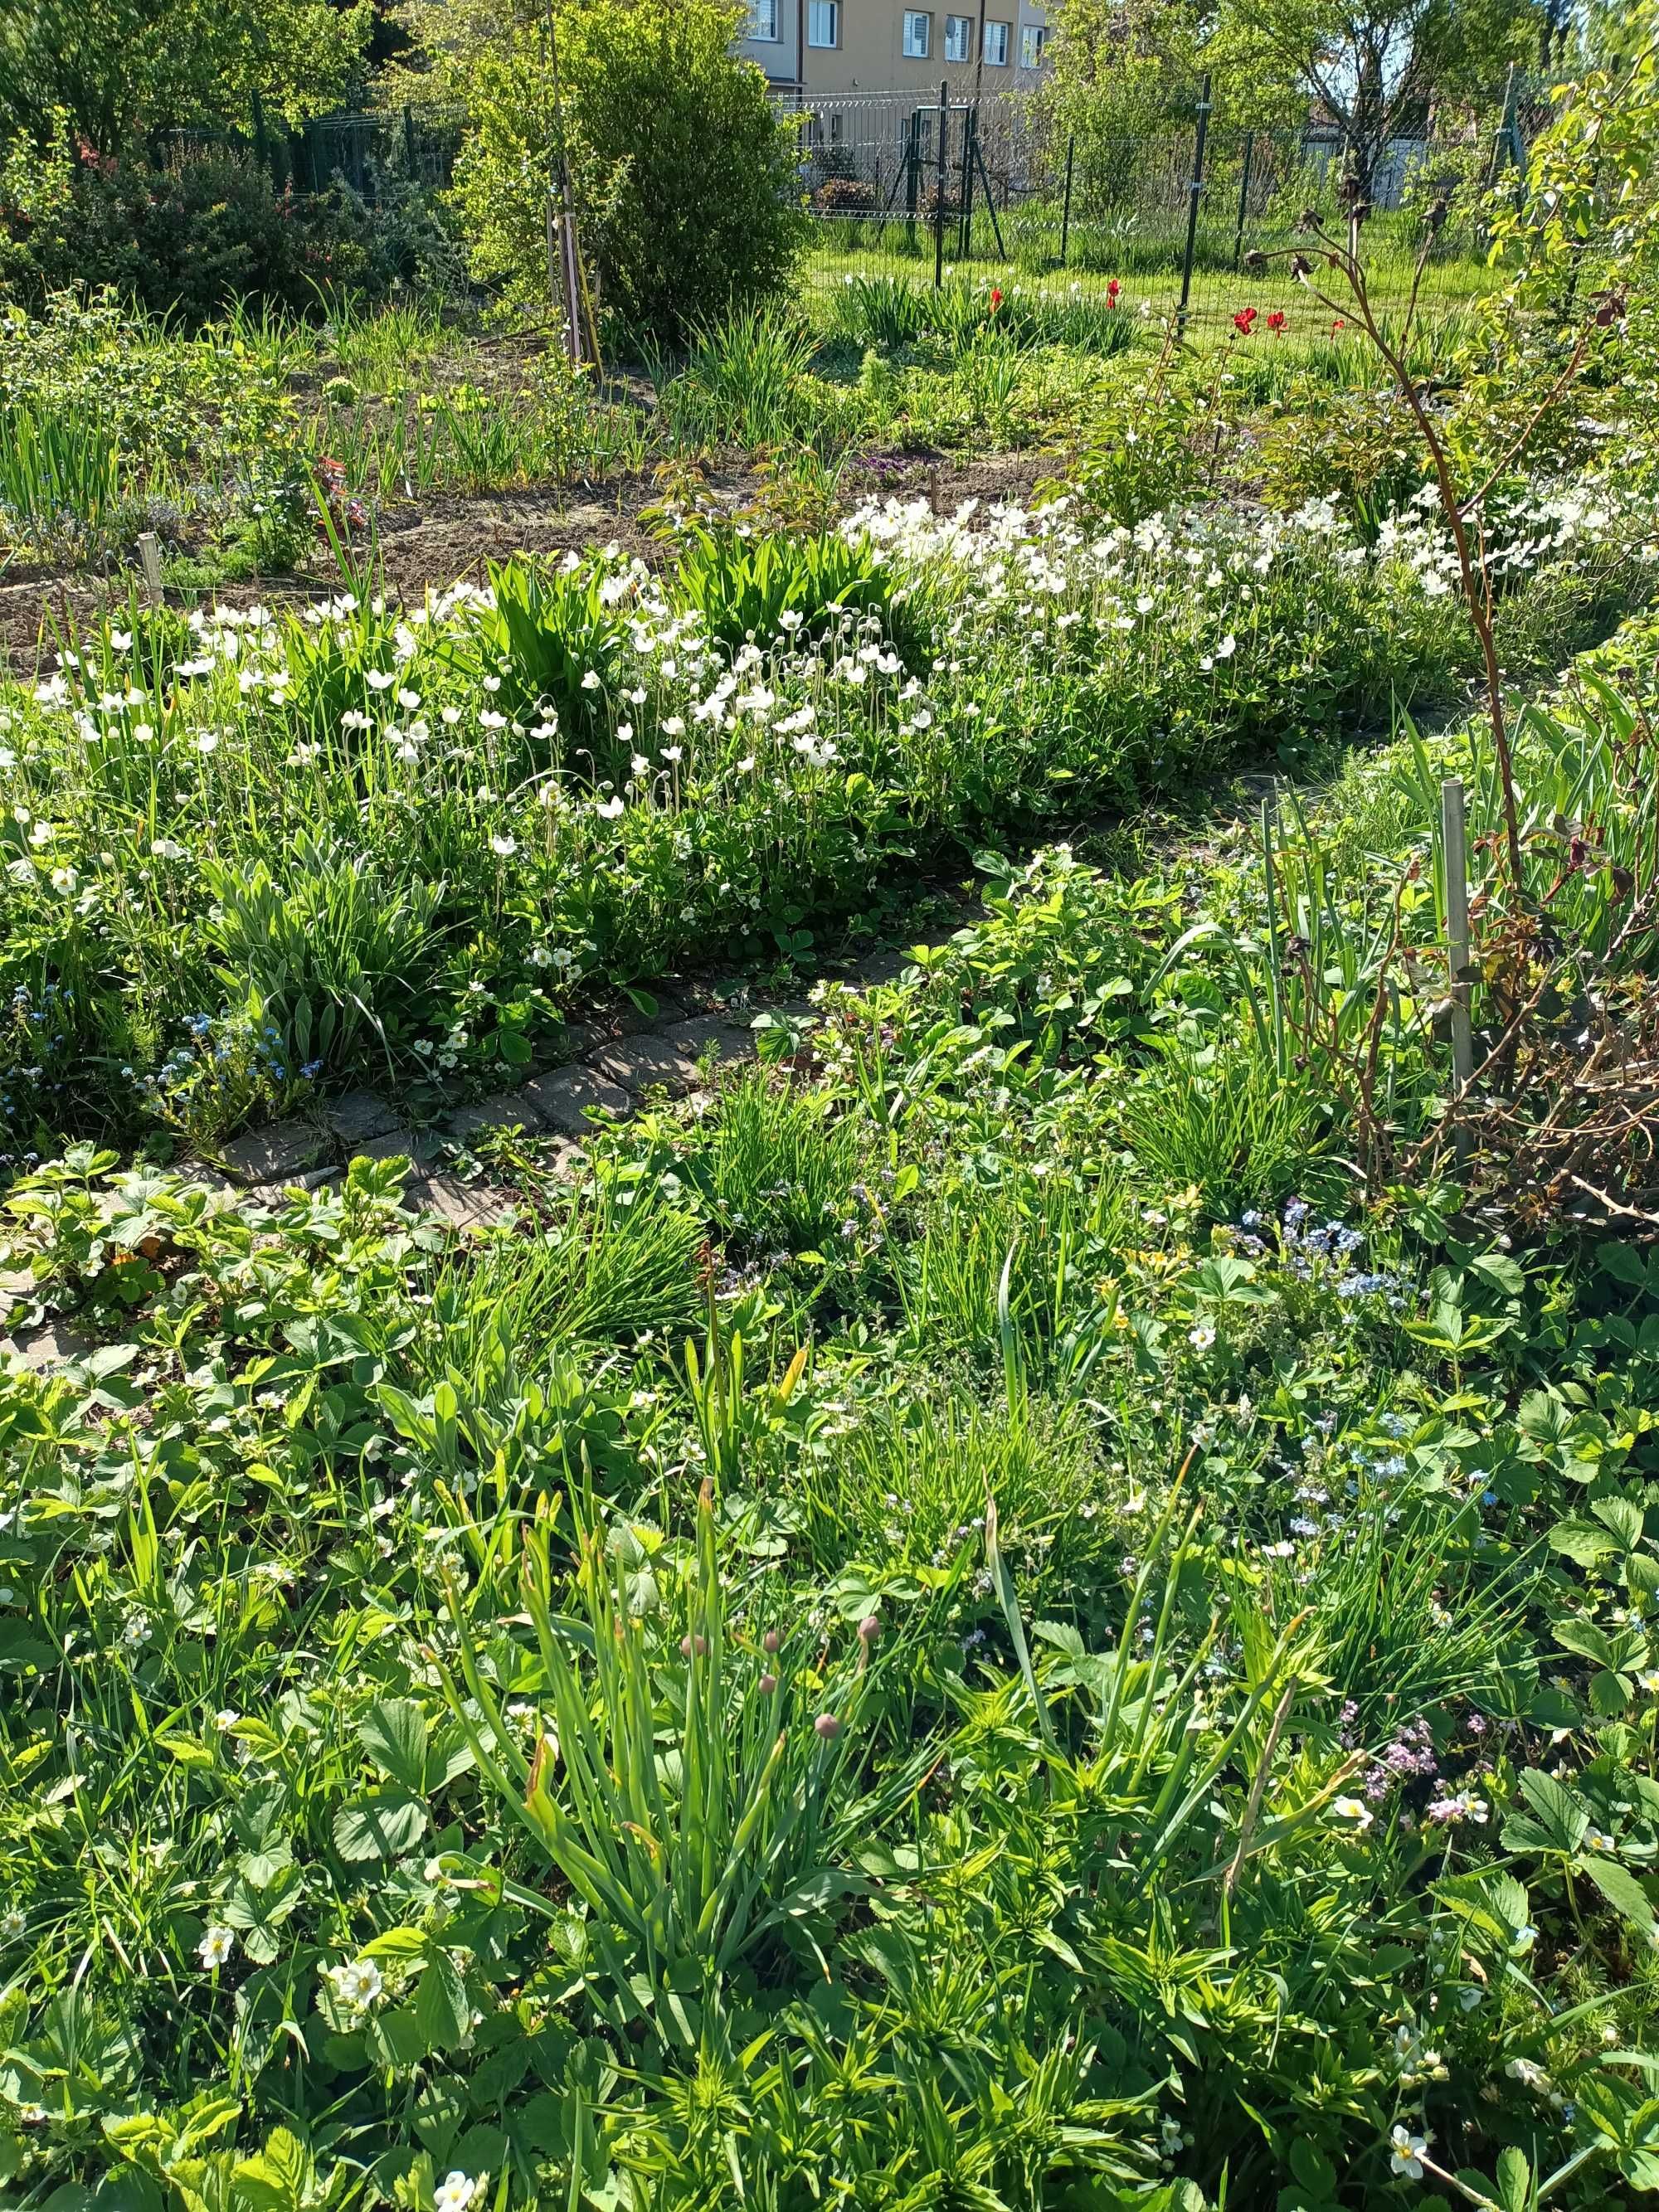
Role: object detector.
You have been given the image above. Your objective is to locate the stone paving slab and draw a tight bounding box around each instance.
[667,1015,755,1071]
[592,1033,701,1096]
[616,986,693,1036]
[170,896,1019,1234]
[2,1318,95,1370]
[520,1063,631,1135]
[249,1167,338,1206]
[404,1174,518,1231]
[220,1116,328,1186]
[327,1091,401,1146]
[445,1091,547,1142]
[353,1126,443,1168]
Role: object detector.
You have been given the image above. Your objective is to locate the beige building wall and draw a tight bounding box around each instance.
[737,0,803,91]
[737,0,1048,98]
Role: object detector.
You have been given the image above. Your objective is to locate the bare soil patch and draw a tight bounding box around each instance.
[0,446,1057,675]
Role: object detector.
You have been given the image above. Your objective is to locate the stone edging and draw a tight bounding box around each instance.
[0,949,912,1371]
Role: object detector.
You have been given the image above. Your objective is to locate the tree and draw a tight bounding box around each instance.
[390,0,807,342]
[1048,0,1540,187]
[0,0,372,157]
[1209,0,1540,190]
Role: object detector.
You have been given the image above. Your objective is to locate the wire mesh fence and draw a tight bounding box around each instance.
[789,81,1542,340]
[161,105,464,202]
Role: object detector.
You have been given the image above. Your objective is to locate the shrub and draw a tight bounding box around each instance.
[1,153,403,325]
[428,0,809,340]
[813,175,878,217]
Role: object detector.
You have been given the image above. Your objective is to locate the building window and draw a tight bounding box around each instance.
[1020,22,1048,66]
[902,10,932,57]
[807,0,838,43]
[749,0,779,35]
[983,18,1010,62]
[944,12,973,59]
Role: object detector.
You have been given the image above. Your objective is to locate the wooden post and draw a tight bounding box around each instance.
[1442,776,1475,1158]
[137,532,163,608]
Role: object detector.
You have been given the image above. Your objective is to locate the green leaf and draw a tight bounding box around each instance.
[1550,1517,1620,1566]
[411,1947,471,2055]
[1554,1619,1613,1665]
[1518,1389,1574,1446]
[363,1925,431,1961]
[1514,1768,1590,1854]
[1494,2147,1531,2212]
[1591,1669,1633,1718]
[1288,2140,1337,2193]
[1593,1497,1647,1551]
[332,1789,429,1863]
[1598,1242,1647,1289]
[1189,1255,1274,1305]
[1470,1252,1525,1298]
[231,2126,314,2212]
[359,1698,431,1792]
[1578,1854,1655,1930]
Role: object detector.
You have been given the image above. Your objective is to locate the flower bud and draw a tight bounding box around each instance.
[761,1628,781,1654]
[759,1672,777,1694]
[857,1614,882,1644]
[814,1713,842,1740]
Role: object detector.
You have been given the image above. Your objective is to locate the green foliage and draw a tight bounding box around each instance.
[673,523,900,654]
[199,830,445,1079]
[0,289,305,559]
[1,154,382,325]
[8,98,1659,2200]
[9,628,1659,2200]
[0,0,372,153]
[416,0,808,339]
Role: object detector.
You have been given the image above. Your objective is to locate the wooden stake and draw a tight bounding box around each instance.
[137,532,163,608]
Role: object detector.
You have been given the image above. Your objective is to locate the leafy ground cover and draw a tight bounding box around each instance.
[8,52,1659,2208]
[7,605,1659,2208]
[0,459,1644,1168]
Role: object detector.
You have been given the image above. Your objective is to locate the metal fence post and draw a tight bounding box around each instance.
[1059,134,1075,268]
[935,81,949,289]
[1230,127,1255,273]
[1484,61,1517,189]
[1177,72,1212,337]
[959,103,975,259]
[1442,776,1475,1160]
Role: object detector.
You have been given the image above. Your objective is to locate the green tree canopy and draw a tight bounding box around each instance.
[0,0,373,155]
[1048,0,1543,182]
